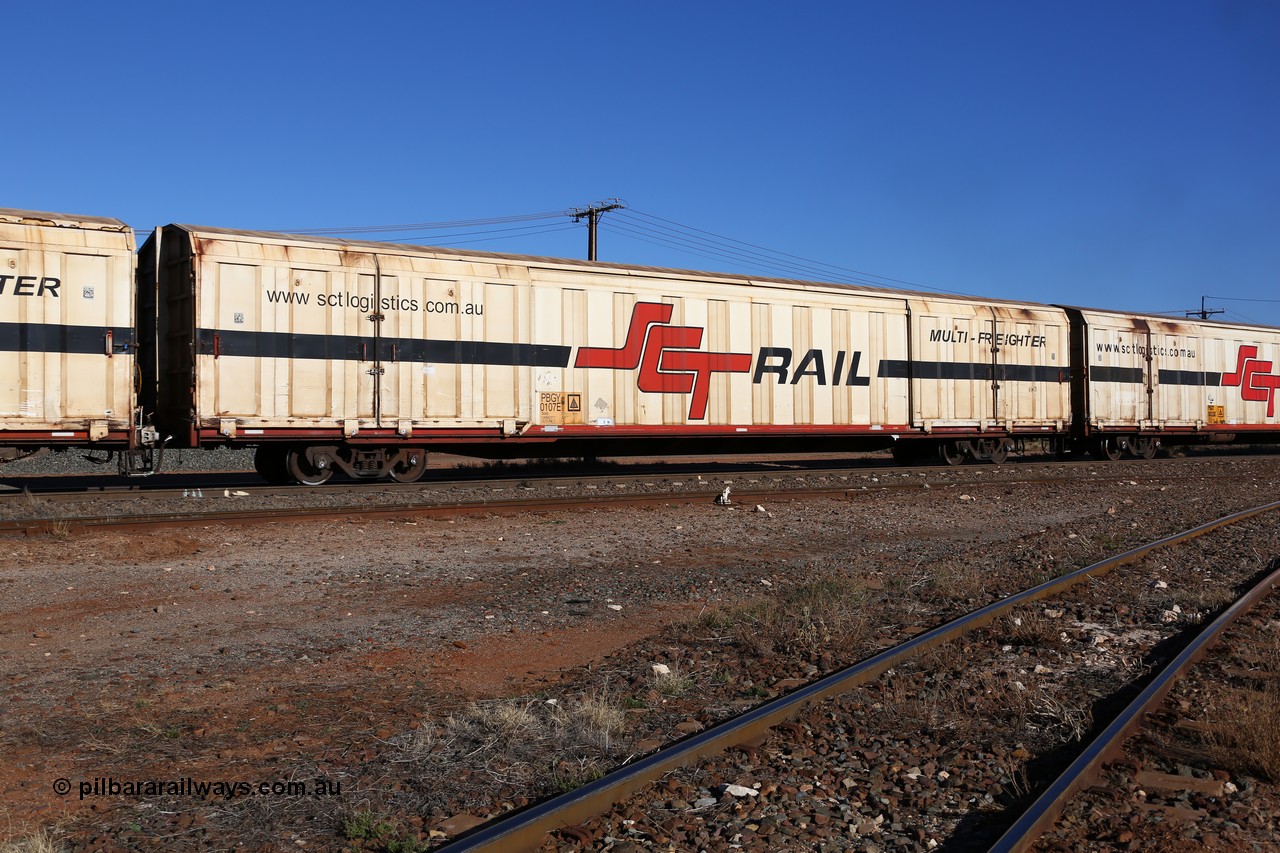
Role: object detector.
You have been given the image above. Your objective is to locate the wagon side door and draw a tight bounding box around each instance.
[991,307,1071,428]
[908,301,995,428]
[1081,313,1148,430]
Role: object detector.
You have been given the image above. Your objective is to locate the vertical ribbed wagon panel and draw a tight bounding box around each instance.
[0,211,134,440]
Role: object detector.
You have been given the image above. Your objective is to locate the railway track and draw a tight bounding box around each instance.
[2,452,1268,536]
[0,466,1250,537]
[429,501,1280,852]
[0,448,1262,503]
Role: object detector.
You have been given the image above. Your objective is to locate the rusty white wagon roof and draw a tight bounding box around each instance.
[164,222,1063,309]
[0,208,131,231]
[1055,304,1280,334]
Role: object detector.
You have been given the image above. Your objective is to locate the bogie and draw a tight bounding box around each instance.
[252,444,431,485]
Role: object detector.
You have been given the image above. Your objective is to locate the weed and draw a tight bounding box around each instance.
[19,488,43,515]
[341,810,393,841]
[547,758,605,794]
[568,690,628,752]
[995,610,1062,648]
[1203,635,1280,783]
[912,559,990,604]
[386,839,429,853]
[431,689,629,798]
[0,827,63,853]
[652,664,695,698]
[692,610,734,633]
[995,754,1032,798]
[731,575,872,659]
[1029,693,1092,742]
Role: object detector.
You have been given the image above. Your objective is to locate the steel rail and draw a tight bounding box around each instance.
[989,536,1280,852]
[0,471,1225,537]
[0,451,1239,503]
[434,500,1280,853]
[0,486,868,536]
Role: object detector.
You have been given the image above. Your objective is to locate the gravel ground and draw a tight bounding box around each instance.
[1039,593,1280,853]
[0,453,1276,851]
[567,516,1280,852]
[0,450,1271,524]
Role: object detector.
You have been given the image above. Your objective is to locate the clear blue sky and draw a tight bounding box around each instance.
[6,1,1278,325]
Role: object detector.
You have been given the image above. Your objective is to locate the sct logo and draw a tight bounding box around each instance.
[574,302,751,420]
[1223,345,1280,418]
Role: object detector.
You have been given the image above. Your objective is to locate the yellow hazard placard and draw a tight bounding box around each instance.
[539,392,583,425]
[1206,405,1225,425]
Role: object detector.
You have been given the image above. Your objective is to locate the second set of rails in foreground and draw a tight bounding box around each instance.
[433,502,1280,852]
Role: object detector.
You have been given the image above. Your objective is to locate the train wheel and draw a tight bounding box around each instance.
[1091,438,1123,461]
[286,446,334,486]
[987,440,1010,465]
[388,449,428,483]
[938,441,966,466]
[253,445,291,485]
[1131,437,1158,460]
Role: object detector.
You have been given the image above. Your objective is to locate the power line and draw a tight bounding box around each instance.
[601,219,874,285]
[399,223,580,248]
[622,208,960,294]
[170,204,961,297]
[611,214,863,282]
[285,211,565,235]
[603,212,969,296]
[1221,309,1261,325]
[354,221,578,245]
[1208,295,1280,305]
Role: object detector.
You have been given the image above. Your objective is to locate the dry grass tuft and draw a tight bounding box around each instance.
[732,576,873,659]
[651,663,695,698]
[0,828,63,853]
[995,610,1062,648]
[428,689,630,794]
[901,558,992,606]
[1203,635,1280,783]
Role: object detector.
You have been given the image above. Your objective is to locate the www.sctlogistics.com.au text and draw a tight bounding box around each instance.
[68,776,342,800]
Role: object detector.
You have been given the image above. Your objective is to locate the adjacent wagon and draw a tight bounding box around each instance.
[0,208,156,471]
[136,225,1084,480]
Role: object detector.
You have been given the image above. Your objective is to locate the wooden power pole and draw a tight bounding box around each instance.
[571,199,625,261]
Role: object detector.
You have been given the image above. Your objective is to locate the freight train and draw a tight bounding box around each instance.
[3,207,1277,484]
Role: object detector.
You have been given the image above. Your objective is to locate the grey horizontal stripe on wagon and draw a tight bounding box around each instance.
[0,322,134,355]
[1088,366,1145,383]
[196,328,572,368]
[1158,369,1223,386]
[877,360,1068,383]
